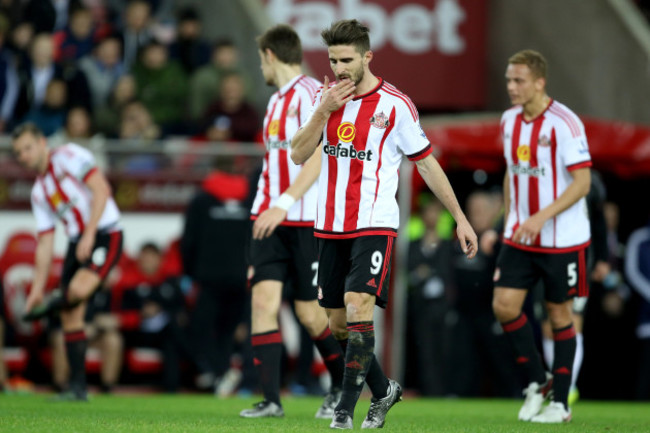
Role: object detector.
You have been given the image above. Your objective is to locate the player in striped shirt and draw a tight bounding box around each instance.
[240,25,345,420]
[492,50,592,423]
[292,19,477,429]
[14,123,123,401]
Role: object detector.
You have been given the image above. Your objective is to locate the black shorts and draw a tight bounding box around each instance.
[248,225,318,301]
[317,235,394,309]
[61,230,123,293]
[494,243,588,303]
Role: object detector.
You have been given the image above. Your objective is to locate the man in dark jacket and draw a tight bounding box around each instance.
[180,167,251,390]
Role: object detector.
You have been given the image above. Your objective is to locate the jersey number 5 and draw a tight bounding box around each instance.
[567,262,577,286]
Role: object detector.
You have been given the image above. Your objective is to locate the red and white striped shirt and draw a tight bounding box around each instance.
[251,74,320,225]
[502,99,592,252]
[308,78,432,239]
[30,143,121,238]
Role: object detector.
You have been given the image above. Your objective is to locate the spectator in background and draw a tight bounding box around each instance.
[180,161,251,393]
[201,72,258,143]
[448,190,520,398]
[118,99,160,141]
[406,195,453,396]
[22,78,67,136]
[0,308,5,391]
[78,35,125,112]
[7,21,34,71]
[131,40,187,133]
[0,13,19,132]
[23,0,61,34]
[94,74,135,137]
[49,106,107,168]
[624,221,650,400]
[53,6,95,64]
[15,32,91,122]
[188,39,252,123]
[118,0,152,69]
[168,7,210,75]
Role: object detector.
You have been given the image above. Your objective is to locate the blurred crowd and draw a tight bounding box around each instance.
[0,0,261,145]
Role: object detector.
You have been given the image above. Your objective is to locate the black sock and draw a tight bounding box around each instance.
[501,313,547,385]
[552,324,576,410]
[64,329,87,397]
[338,337,389,399]
[336,322,378,414]
[251,330,282,405]
[313,327,344,390]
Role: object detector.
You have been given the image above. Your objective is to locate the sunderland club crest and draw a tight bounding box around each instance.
[287,105,298,118]
[538,134,551,147]
[370,112,390,129]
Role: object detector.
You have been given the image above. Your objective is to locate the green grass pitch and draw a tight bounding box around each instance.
[1,393,649,432]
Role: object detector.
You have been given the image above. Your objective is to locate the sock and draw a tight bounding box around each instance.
[336,322,381,414]
[64,329,87,397]
[552,324,577,409]
[338,337,389,399]
[251,330,282,405]
[571,333,583,390]
[542,336,554,370]
[500,313,547,385]
[312,327,344,390]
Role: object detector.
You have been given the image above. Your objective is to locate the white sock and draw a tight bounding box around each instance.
[571,333,584,390]
[542,336,554,370]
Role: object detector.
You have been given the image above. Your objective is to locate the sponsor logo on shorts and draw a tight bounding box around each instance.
[493,267,501,282]
[317,286,323,300]
[92,247,107,266]
[247,266,255,281]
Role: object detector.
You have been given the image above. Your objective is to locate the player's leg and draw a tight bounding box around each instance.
[493,245,550,421]
[531,249,586,423]
[49,328,69,392]
[290,228,345,418]
[294,300,344,419]
[240,226,290,418]
[59,297,89,401]
[569,304,586,405]
[241,280,284,417]
[341,236,401,429]
[95,314,124,393]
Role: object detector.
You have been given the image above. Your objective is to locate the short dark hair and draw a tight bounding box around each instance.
[321,19,370,54]
[139,242,161,255]
[12,122,44,140]
[256,24,302,65]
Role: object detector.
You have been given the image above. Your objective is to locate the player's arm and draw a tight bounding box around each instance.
[253,147,321,240]
[503,171,510,225]
[25,231,54,312]
[76,169,112,261]
[415,154,478,258]
[291,76,355,165]
[513,167,590,244]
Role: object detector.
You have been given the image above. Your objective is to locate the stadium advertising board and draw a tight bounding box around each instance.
[264,0,488,109]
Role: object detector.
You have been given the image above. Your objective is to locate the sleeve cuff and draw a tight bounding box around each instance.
[566,160,592,171]
[406,144,433,162]
[82,166,98,182]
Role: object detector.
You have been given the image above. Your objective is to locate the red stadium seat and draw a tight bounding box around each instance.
[3,347,29,373]
[126,348,163,374]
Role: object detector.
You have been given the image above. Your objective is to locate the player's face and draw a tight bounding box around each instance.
[328,45,367,85]
[13,132,47,172]
[258,49,276,87]
[505,63,544,106]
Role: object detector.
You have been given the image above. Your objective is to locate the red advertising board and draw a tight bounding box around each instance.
[263,0,488,109]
